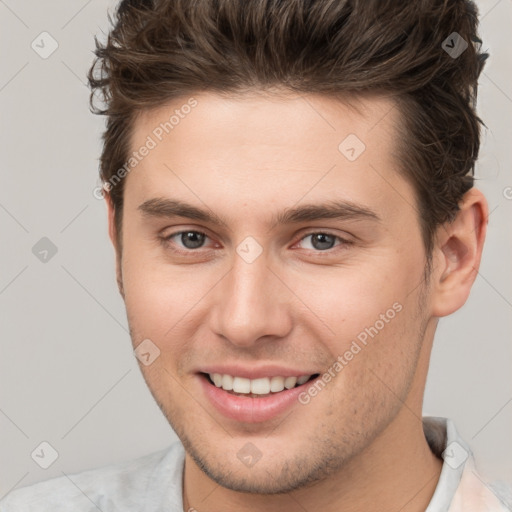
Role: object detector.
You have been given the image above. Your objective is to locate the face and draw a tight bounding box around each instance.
[115,91,434,493]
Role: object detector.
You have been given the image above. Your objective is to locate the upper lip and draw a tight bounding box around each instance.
[196,365,320,380]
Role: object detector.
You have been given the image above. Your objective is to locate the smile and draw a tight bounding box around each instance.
[198,371,321,423]
[207,373,318,397]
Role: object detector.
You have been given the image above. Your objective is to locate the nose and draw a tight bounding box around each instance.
[209,246,293,348]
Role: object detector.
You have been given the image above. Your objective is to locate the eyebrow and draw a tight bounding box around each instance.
[138,197,380,230]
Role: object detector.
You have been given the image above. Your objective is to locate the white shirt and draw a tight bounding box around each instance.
[1,417,510,511]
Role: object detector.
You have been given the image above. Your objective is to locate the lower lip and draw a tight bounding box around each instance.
[199,374,315,423]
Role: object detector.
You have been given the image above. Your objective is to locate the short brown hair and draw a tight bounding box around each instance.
[88,0,488,259]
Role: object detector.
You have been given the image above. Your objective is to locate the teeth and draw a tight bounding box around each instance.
[297,375,310,385]
[208,373,313,394]
[221,374,233,390]
[251,377,271,394]
[284,376,297,389]
[270,376,285,392]
[232,376,251,393]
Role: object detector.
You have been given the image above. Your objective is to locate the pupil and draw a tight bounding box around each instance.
[312,233,335,250]
[182,231,205,249]
[179,232,334,250]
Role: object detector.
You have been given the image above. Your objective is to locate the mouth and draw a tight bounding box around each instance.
[201,372,320,398]
[196,366,324,422]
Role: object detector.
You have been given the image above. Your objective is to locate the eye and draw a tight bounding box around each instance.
[295,232,350,252]
[160,229,351,255]
[162,230,211,251]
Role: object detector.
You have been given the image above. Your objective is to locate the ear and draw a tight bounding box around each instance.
[430,188,488,317]
[105,193,125,300]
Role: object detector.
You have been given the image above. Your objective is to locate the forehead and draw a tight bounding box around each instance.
[131,90,398,163]
[123,91,413,228]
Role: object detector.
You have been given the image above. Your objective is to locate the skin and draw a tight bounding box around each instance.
[106,90,487,512]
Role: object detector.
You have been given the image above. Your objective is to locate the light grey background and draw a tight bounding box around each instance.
[1,0,511,498]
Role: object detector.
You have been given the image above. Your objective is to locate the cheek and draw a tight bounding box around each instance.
[121,248,202,335]
[288,264,414,346]
[285,249,425,383]
[121,216,425,361]
[315,298,422,428]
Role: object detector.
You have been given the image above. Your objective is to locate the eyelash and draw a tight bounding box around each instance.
[159,229,352,256]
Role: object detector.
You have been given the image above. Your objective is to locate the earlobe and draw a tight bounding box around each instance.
[431,188,488,317]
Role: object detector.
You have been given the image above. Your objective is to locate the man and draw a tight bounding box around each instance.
[1,0,510,510]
